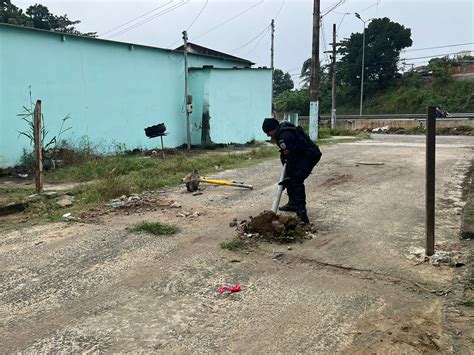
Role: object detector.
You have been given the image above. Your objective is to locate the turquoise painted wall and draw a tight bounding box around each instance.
[0,25,249,167]
[189,68,272,145]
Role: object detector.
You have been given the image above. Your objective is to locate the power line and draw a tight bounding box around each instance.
[321,0,346,18]
[101,0,173,37]
[402,42,474,52]
[167,0,210,48]
[274,0,286,20]
[402,50,473,61]
[186,0,209,31]
[337,12,351,32]
[320,20,331,65]
[107,0,190,39]
[192,0,265,41]
[232,24,270,52]
[245,27,270,56]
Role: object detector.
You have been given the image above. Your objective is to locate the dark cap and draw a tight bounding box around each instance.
[262,118,279,133]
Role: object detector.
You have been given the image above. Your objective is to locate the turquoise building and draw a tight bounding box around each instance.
[0,24,271,168]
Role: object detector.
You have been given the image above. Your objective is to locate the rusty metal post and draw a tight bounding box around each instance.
[160,135,165,159]
[34,100,43,194]
[426,106,436,256]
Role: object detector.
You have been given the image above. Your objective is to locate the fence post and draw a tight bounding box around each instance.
[34,100,43,194]
[426,106,436,256]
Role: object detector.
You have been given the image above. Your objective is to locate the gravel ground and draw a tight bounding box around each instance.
[0,134,473,353]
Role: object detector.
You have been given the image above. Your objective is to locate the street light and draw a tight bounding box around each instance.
[355,13,372,116]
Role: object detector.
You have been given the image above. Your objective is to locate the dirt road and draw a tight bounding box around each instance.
[1,134,473,353]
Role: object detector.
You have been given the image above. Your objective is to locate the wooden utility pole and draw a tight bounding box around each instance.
[271,19,275,115]
[426,106,436,256]
[331,23,336,130]
[33,100,43,194]
[183,30,191,150]
[309,0,320,139]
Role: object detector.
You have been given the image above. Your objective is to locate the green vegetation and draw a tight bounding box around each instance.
[275,72,474,116]
[221,239,242,251]
[275,16,473,116]
[131,221,179,236]
[1,1,97,37]
[47,146,277,204]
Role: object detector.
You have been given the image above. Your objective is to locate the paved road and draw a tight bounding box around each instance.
[1,135,473,353]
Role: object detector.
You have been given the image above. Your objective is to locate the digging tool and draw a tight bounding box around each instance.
[183,170,253,192]
[272,163,287,213]
[199,178,253,190]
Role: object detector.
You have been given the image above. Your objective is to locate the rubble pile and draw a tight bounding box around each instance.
[233,211,315,245]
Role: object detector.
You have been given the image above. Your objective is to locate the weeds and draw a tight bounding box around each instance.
[221,240,242,250]
[131,221,179,236]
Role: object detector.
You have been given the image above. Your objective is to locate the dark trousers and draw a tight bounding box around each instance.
[286,156,320,210]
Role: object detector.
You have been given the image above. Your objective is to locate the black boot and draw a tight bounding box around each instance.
[296,209,310,224]
[279,203,298,212]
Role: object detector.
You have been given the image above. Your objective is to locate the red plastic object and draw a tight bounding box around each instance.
[218,284,241,294]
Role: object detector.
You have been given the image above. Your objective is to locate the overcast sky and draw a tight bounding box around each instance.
[14,0,474,86]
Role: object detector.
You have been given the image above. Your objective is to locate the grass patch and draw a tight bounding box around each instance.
[131,221,179,236]
[463,300,474,308]
[45,146,277,205]
[221,239,243,251]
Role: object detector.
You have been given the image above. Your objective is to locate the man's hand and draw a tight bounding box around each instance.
[278,177,291,188]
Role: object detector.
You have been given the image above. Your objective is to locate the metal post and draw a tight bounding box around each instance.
[183,30,191,150]
[272,164,287,213]
[359,23,366,116]
[309,0,320,140]
[33,100,43,194]
[331,23,337,130]
[271,19,275,116]
[160,135,165,159]
[426,106,436,256]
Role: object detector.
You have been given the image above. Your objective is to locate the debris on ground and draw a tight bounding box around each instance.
[218,284,241,294]
[183,170,200,192]
[227,211,316,248]
[80,191,173,223]
[407,247,466,267]
[62,212,79,221]
[176,211,200,219]
[56,195,74,207]
[372,126,389,133]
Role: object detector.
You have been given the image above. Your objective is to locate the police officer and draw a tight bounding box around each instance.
[262,118,322,224]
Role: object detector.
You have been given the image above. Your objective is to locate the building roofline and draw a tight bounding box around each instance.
[189,66,270,71]
[0,23,253,65]
[175,42,253,65]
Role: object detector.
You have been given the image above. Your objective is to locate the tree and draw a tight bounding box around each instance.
[0,1,96,37]
[0,0,30,25]
[273,69,294,96]
[338,17,412,94]
[299,58,328,89]
[274,89,310,115]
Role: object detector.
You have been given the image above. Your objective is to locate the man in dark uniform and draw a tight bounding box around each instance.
[262,118,322,224]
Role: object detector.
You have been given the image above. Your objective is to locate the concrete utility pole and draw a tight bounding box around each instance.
[271,19,275,116]
[426,106,436,256]
[182,30,191,150]
[309,0,320,140]
[331,23,337,130]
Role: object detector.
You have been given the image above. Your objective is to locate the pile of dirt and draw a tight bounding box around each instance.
[233,211,316,244]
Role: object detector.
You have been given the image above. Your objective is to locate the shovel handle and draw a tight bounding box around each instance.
[272,164,287,213]
[199,178,253,190]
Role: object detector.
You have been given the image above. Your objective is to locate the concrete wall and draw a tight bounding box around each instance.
[0,25,251,167]
[189,68,272,145]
